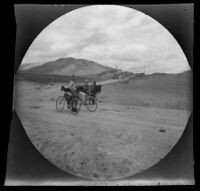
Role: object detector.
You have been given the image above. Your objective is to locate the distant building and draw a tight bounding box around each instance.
[113,68,123,79]
[130,66,146,78]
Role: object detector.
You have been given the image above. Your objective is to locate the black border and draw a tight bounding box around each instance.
[2,2,199,190]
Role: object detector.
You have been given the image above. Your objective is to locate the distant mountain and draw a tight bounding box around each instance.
[19,57,114,76]
[125,66,192,76]
[19,62,45,70]
[175,69,192,77]
[146,69,192,77]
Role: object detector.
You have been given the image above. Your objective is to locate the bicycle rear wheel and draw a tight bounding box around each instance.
[56,96,65,112]
[85,96,97,112]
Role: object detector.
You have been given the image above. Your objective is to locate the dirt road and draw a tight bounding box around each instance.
[14,81,191,180]
[98,77,131,85]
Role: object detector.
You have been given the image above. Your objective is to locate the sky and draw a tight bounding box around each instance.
[21,5,191,74]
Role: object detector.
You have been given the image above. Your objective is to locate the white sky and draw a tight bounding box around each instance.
[21,5,191,74]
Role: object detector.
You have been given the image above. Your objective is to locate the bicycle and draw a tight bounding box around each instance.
[56,86,82,113]
[56,85,97,113]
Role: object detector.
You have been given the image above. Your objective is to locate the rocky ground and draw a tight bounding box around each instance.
[13,79,191,180]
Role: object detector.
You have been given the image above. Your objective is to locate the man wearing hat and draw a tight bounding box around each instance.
[68,74,76,94]
[64,75,77,109]
[83,80,89,91]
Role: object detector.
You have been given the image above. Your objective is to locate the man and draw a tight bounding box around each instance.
[83,80,89,91]
[64,75,76,108]
[91,81,97,97]
[93,81,96,87]
[68,75,76,95]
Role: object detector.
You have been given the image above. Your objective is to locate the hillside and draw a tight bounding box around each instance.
[19,62,45,70]
[19,57,114,76]
[100,70,192,110]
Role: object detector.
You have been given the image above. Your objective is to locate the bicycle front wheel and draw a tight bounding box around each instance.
[85,96,97,112]
[56,96,65,112]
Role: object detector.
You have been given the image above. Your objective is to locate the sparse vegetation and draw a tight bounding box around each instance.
[100,71,192,110]
[14,69,192,181]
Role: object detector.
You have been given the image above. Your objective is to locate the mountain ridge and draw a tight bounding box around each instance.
[19,57,114,76]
